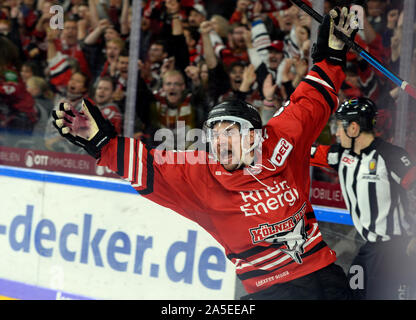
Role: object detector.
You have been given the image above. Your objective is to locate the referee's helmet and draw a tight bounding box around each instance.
[335,97,378,132]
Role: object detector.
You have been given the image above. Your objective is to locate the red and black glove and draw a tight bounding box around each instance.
[52,98,116,159]
[312,7,358,67]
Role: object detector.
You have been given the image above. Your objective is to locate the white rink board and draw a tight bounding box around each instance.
[0,168,236,300]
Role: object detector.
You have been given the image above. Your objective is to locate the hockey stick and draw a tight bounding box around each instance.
[290,0,416,100]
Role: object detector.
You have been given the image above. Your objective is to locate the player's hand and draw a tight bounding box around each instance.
[52,98,116,158]
[312,7,358,66]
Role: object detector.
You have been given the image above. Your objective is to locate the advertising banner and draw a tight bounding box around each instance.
[0,168,236,300]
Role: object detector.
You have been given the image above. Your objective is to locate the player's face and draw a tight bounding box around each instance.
[212,122,242,171]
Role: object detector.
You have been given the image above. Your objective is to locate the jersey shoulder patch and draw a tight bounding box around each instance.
[270,138,293,167]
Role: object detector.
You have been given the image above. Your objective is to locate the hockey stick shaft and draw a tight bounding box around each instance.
[290,0,416,100]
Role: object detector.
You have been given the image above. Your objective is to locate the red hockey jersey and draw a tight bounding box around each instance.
[97,60,344,294]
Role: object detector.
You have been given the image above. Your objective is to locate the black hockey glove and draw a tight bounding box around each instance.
[52,98,116,159]
[312,7,358,67]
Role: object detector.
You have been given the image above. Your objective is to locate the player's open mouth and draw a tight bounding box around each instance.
[219,150,235,163]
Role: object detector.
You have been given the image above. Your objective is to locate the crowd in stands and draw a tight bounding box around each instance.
[0,0,415,158]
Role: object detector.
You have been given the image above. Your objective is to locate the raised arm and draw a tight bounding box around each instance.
[200,21,218,69]
[266,7,358,150]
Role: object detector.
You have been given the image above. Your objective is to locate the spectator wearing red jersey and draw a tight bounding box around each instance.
[94,76,123,134]
[200,21,261,108]
[184,26,202,64]
[0,36,37,133]
[209,22,250,68]
[98,37,125,80]
[50,18,91,78]
[229,0,253,26]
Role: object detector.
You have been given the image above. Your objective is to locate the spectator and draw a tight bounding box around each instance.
[20,60,43,84]
[75,0,100,41]
[183,26,201,64]
[365,0,389,35]
[134,67,208,149]
[185,59,215,109]
[98,37,125,79]
[0,36,37,133]
[0,4,23,59]
[93,76,123,134]
[209,22,250,67]
[25,75,54,138]
[188,4,207,28]
[140,40,169,91]
[44,70,90,152]
[279,56,308,99]
[148,70,196,149]
[51,18,91,78]
[229,0,253,25]
[82,19,121,80]
[210,14,231,44]
[110,48,129,110]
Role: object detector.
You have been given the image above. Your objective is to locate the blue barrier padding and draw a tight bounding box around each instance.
[0,165,353,225]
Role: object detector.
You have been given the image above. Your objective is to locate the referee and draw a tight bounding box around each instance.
[311,97,416,300]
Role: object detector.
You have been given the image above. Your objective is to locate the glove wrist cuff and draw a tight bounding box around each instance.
[84,121,116,159]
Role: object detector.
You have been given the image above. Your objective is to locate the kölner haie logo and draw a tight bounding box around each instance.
[249,202,308,264]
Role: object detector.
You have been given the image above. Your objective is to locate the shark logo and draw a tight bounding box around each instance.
[249,202,308,264]
[278,218,307,264]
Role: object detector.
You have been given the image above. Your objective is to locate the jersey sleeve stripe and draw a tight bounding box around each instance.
[304,75,334,91]
[311,65,336,91]
[116,137,125,176]
[302,78,336,112]
[137,141,144,187]
[137,149,155,195]
[127,138,134,182]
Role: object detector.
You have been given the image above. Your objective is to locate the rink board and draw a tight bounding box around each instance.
[0,166,237,300]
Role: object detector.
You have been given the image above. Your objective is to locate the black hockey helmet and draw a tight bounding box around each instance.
[335,97,377,132]
[204,99,262,130]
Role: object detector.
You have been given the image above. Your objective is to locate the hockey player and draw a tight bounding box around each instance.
[52,7,357,299]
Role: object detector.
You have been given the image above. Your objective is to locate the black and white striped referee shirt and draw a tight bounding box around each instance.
[312,138,416,242]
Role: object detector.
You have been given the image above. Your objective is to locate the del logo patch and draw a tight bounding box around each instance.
[271,138,293,167]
